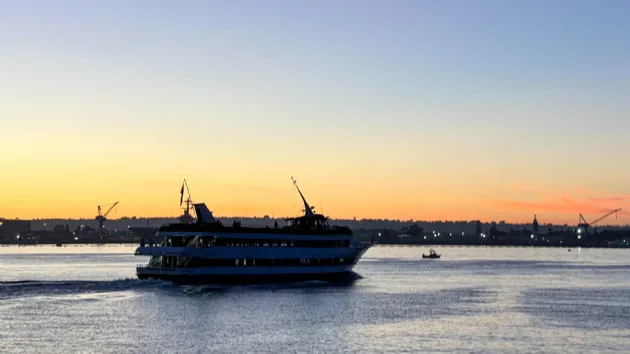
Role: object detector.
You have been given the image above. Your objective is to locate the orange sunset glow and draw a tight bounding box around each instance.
[1,164,628,225]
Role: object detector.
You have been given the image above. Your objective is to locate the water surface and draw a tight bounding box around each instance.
[1,245,629,353]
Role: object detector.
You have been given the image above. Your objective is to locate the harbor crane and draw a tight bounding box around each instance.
[577,208,621,235]
[96,201,119,230]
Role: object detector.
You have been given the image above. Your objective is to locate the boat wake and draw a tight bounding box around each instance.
[0,272,364,300]
[0,278,167,300]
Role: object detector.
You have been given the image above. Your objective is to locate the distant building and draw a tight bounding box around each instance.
[532,215,539,238]
[0,219,31,243]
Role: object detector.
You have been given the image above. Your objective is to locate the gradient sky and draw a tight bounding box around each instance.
[1,0,629,224]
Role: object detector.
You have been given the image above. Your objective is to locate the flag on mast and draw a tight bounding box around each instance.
[180,182,185,206]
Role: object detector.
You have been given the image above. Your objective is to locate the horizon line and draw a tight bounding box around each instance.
[7,215,630,227]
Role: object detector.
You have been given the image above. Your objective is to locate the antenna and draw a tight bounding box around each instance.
[320,198,323,216]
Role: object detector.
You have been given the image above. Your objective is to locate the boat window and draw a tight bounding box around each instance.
[201,237,351,248]
[171,257,362,268]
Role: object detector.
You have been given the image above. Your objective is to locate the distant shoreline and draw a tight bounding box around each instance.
[2,241,629,249]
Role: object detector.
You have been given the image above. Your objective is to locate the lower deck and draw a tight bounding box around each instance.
[143,255,361,269]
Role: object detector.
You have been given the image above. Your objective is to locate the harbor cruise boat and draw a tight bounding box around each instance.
[135,178,372,284]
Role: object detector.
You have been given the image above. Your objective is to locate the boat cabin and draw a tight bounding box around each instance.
[285,214,330,230]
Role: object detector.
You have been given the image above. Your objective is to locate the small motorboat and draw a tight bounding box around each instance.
[422,249,441,259]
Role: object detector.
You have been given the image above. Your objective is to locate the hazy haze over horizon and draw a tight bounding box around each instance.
[1,0,629,224]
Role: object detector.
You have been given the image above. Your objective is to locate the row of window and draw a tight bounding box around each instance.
[214,239,350,248]
[153,256,357,268]
[155,237,351,248]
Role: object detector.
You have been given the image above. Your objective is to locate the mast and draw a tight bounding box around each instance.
[179,178,195,223]
[183,178,193,204]
[291,176,314,217]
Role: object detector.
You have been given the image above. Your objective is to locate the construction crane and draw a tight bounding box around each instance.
[577,208,621,235]
[96,201,119,230]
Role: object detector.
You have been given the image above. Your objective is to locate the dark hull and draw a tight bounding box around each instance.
[422,255,440,259]
[137,271,354,285]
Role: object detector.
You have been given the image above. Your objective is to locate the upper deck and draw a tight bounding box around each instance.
[158,177,353,237]
[158,218,352,236]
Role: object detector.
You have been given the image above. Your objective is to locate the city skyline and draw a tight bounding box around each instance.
[1,1,629,224]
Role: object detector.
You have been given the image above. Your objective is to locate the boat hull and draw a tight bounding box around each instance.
[137,270,355,285]
[135,243,371,284]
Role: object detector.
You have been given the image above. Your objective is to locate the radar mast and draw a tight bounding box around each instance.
[291,177,315,218]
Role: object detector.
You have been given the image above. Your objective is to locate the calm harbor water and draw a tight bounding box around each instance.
[1,245,630,353]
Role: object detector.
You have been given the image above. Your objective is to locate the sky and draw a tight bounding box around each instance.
[1,0,629,224]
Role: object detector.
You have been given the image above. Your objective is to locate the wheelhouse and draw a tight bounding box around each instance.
[285,214,330,230]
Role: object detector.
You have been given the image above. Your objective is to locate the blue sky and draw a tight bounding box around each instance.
[1,0,629,221]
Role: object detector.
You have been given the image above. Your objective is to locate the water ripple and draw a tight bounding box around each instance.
[517,287,630,330]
